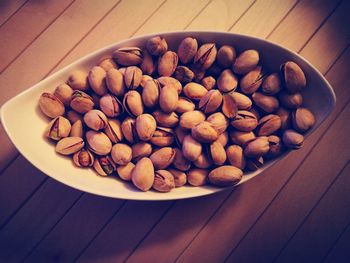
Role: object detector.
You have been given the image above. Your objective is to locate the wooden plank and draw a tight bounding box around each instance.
[274,161,350,263]
[0,0,74,72]
[324,222,350,263]
[0,0,27,26]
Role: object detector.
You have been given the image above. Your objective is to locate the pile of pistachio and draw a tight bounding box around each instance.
[38,35,315,192]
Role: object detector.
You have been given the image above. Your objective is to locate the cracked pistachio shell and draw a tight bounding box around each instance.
[153,170,175,192]
[168,168,187,187]
[257,114,281,136]
[104,119,123,143]
[158,51,178,77]
[124,66,142,90]
[230,130,256,147]
[222,93,238,119]
[216,132,229,147]
[67,70,89,91]
[83,110,108,131]
[117,162,135,181]
[106,68,126,96]
[159,85,179,113]
[55,137,84,155]
[187,168,208,186]
[240,66,264,94]
[217,69,238,93]
[157,76,182,94]
[86,130,112,155]
[246,157,264,171]
[199,89,223,114]
[179,110,206,130]
[173,148,191,171]
[232,49,259,75]
[93,156,116,176]
[276,107,291,130]
[244,136,270,158]
[67,110,82,123]
[88,66,107,96]
[112,47,143,66]
[265,135,283,158]
[150,147,176,170]
[70,120,83,138]
[226,145,245,170]
[182,135,202,161]
[193,152,212,169]
[178,37,198,64]
[191,121,218,143]
[39,92,65,118]
[174,66,194,84]
[231,110,258,132]
[111,143,132,165]
[132,142,152,162]
[230,92,252,110]
[123,90,144,117]
[73,148,94,167]
[201,76,216,90]
[147,36,168,56]
[45,116,71,140]
[194,43,217,70]
[54,83,73,106]
[140,50,156,76]
[70,90,94,114]
[135,114,157,141]
[208,141,226,165]
[208,166,243,187]
[121,117,138,144]
[152,110,179,128]
[175,126,189,146]
[175,97,195,113]
[98,57,118,72]
[262,73,281,95]
[131,157,155,191]
[183,82,208,100]
[142,79,160,108]
[252,92,279,113]
[99,94,123,118]
[279,91,303,109]
[207,112,229,134]
[281,61,306,93]
[150,127,174,147]
[217,45,236,68]
[282,129,304,149]
[292,107,315,133]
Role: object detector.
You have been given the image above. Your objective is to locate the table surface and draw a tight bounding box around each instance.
[0,0,350,262]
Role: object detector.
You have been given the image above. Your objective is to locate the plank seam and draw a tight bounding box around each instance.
[227,0,257,32]
[0,0,29,29]
[183,0,213,29]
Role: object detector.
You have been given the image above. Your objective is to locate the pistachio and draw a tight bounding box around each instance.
[217,69,238,93]
[150,127,174,147]
[70,120,83,138]
[123,90,144,117]
[252,92,279,113]
[104,119,123,143]
[73,148,94,167]
[201,76,216,90]
[140,50,156,76]
[124,66,142,90]
[45,116,71,141]
[208,141,226,165]
[39,92,65,118]
[246,157,264,171]
[153,170,175,192]
[117,162,135,181]
[140,75,153,88]
[150,147,176,169]
[256,114,281,136]
[179,110,206,129]
[194,43,217,70]
[152,110,179,128]
[249,106,261,120]
[142,79,160,108]
[168,168,187,187]
[279,91,303,109]
[262,73,281,95]
[231,110,258,132]
[121,117,138,144]
[187,168,208,186]
[230,130,256,146]
[174,66,194,84]
[175,97,195,113]
[198,89,223,114]
[93,156,116,176]
[177,37,198,64]
[281,61,306,93]
[216,132,229,147]
[159,85,179,113]
[98,57,117,72]
[206,112,229,134]
[146,36,168,56]
[173,148,191,171]
[106,68,126,96]
[56,137,84,155]
[135,114,157,141]
[191,121,218,143]
[111,143,132,165]
[174,126,189,146]
[131,142,152,162]
[244,136,270,158]
[88,66,107,96]
[282,129,304,149]
[265,135,283,158]
[226,145,245,170]
[70,90,94,114]
[99,94,123,118]
[86,130,112,155]
[53,83,73,106]
[157,77,182,94]
[222,93,238,119]
[67,70,89,91]
[193,152,212,169]
[217,45,236,68]
[112,47,143,66]
[182,135,202,161]
[230,92,252,110]
[183,82,208,100]
[208,165,243,187]
[158,51,178,77]
[131,157,154,191]
[67,110,83,123]
[276,107,291,130]
[240,66,264,94]
[292,107,315,133]
[232,49,259,74]
[83,110,108,131]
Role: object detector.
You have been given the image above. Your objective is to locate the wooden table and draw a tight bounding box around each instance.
[0,0,349,262]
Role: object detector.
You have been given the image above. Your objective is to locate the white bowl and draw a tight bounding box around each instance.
[0,31,336,200]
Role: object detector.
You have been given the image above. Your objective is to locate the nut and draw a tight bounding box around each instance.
[262,73,281,95]
[208,165,243,187]
[53,83,73,106]
[230,92,252,110]
[131,142,152,162]
[106,68,126,96]
[112,47,143,66]
[230,130,256,146]
[174,126,189,146]
[281,61,306,93]
[172,148,191,171]
[198,89,223,114]
[73,148,94,167]
[217,45,236,68]
[282,129,304,149]
[232,49,259,74]
[194,43,217,70]
[86,130,112,155]
[67,110,82,123]
[168,168,187,187]
[176,97,195,113]
[153,170,175,192]
[252,92,279,113]
[231,110,258,132]
[222,93,238,119]
[279,91,303,109]
[153,110,179,128]
[226,145,245,170]
[70,90,94,114]
[142,79,160,108]
[150,127,175,147]
[124,66,142,90]
[104,119,123,143]
[207,112,229,134]
[147,36,168,56]
[111,143,132,165]
[216,132,229,147]
[183,82,208,100]
[67,70,89,91]
[256,114,281,136]
[150,147,176,170]
[131,157,155,191]
[182,135,202,161]
[83,110,108,131]
[158,51,178,77]
[88,66,107,95]
[157,77,182,94]
[121,117,138,144]
[217,69,238,93]
[276,107,291,130]
[117,162,135,181]
[55,137,84,155]
[159,85,179,113]
[240,66,263,94]
[70,120,83,138]
[140,50,155,75]
[244,136,270,158]
[98,57,117,71]
[135,114,157,141]
[175,66,194,84]
[265,135,283,158]
[99,94,123,118]
[45,116,71,141]
[179,110,206,129]
[208,141,226,165]
[193,152,212,169]
[39,92,65,118]
[191,121,218,143]
[123,90,144,117]
[201,76,216,90]
[187,168,208,186]
[292,107,315,133]
[177,37,198,64]
[93,156,116,176]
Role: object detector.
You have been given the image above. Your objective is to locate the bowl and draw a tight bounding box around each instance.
[0,31,336,200]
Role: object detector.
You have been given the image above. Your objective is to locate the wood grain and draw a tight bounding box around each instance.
[0,0,27,26]
[324,222,350,263]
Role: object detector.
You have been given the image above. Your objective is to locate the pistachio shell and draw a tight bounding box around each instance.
[279,91,303,109]
[244,136,270,158]
[124,66,142,90]
[70,90,94,114]
[265,135,283,158]
[207,112,229,134]
[152,110,179,128]
[194,43,217,70]
[191,121,218,143]
[183,82,208,101]
[117,162,135,181]
[217,69,238,93]
[70,120,83,138]
[178,37,198,64]
[140,50,155,76]
[104,119,123,143]
[201,76,216,90]
[100,94,123,118]
[230,92,252,110]
[150,127,175,147]
[276,107,292,130]
[53,83,73,106]
[153,170,175,192]
[93,156,116,176]
[123,90,144,117]
[135,114,157,141]
[230,130,256,146]
[111,143,132,165]
[39,92,65,118]
[208,141,226,165]
[73,148,94,167]
[208,166,243,187]
[86,130,112,155]
[292,107,315,133]
[179,110,206,129]
[193,152,212,169]
[174,126,189,146]
[187,168,208,186]
[45,116,71,140]
[239,66,263,94]
[157,77,182,94]
[98,57,118,72]
[231,110,258,132]
[198,89,223,114]
[67,70,89,91]
[173,148,191,171]
[232,49,259,74]
[112,47,143,66]
[83,110,108,131]
[175,97,195,113]
[257,114,281,136]
[281,61,306,93]
[159,85,179,113]
[131,157,155,191]
[174,66,194,84]
[132,142,153,162]
[142,79,160,108]
[252,92,279,113]
[158,51,178,77]
[262,73,281,95]
[168,168,187,187]
[226,145,245,170]
[150,147,176,170]
[222,93,238,119]
[67,110,83,123]
[216,132,229,147]
[282,129,304,149]
[147,36,168,56]
[182,135,202,161]
[121,117,138,144]
[217,45,236,68]
[106,68,126,96]
[88,66,107,95]
[55,137,84,155]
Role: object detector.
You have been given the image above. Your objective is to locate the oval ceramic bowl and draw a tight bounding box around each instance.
[0,31,336,201]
